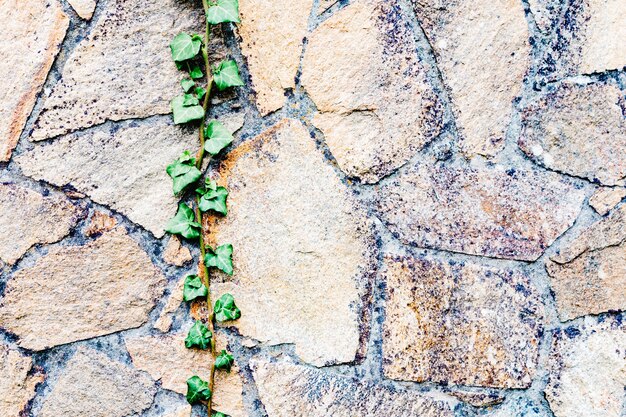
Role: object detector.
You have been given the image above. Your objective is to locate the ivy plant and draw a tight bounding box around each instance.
[164,203,202,239]
[183,275,209,302]
[186,376,212,404]
[185,320,212,350]
[167,151,202,195]
[214,293,241,322]
[215,350,235,372]
[204,244,234,275]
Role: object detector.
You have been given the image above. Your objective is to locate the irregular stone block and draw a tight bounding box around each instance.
[251,356,454,416]
[413,0,530,156]
[84,211,117,237]
[302,0,444,183]
[589,187,626,216]
[0,183,81,265]
[40,347,156,417]
[0,0,68,161]
[545,316,626,417]
[520,82,626,186]
[205,119,376,366]
[382,255,543,388]
[0,228,166,351]
[0,342,44,417]
[547,205,626,321]
[163,236,192,266]
[374,162,585,261]
[68,0,97,19]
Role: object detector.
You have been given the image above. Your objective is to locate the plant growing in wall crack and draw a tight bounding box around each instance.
[165,0,243,415]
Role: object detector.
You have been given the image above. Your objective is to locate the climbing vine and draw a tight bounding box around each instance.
[164,0,243,415]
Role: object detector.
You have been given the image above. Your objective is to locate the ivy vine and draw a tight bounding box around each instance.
[165,0,243,415]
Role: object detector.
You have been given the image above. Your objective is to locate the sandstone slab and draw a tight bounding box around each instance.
[18,121,197,237]
[413,0,530,156]
[375,162,585,260]
[547,205,626,321]
[154,278,185,333]
[302,0,444,182]
[163,236,192,266]
[0,342,44,417]
[205,119,376,366]
[251,356,454,416]
[0,228,165,351]
[31,0,202,140]
[0,0,68,161]
[0,183,81,265]
[84,211,117,237]
[589,187,626,215]
[239,0,312,115]
[382,255,543,388]
[68,0,97,19]
[520,82,626,186]
[40,347,155,417]
[545,316,626,417]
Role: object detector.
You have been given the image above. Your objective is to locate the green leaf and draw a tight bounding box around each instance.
[214,293,241,322]
[166,151,202,195]
[164,203,202,239]
[182,93,199,106]
[183,275,208,302]
[186,376,212,404]
[171,95,205,124]
[204,120,234,155]
[212,413,229,417]
[204,244,233,275]
[198,186,228,215]
[206,0,240,24]
[190,64,204,79]
[195,86,207,100]
[181,78,195,93]
[185,320,212,350]
[212,60,244,91]
[215,350,234,372]
[170,33,203,62]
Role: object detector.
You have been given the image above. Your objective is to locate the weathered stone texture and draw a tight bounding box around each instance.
[31,0,203,140]
[589,187,626,215]
[482,399,550,417]
[0,228,165,351]
[547,204,626,321]
[239,0,312,115]
[0,183,81,265]
[375,162,585,260]
[302,0,444,182]
[18,121,197,237]
[154,278,185,333]
[0,0,68,161]
[68,0,97,19]
[205,119,376,366]
[40,347,156,417]
[528,0,562,33]
[84,211,117,237]
[520,82,626,186]
[0,343,44,417]
[163,236,192,266]
[413,0,530,156]
[251,356,454,417]
[382,256,543,388]
[545,316,626,417]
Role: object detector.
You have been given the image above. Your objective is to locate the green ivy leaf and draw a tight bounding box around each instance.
[215,350,234,372]
[214,293,241,322]
[190,64,204,79]
[204,244,233,275]
[198,186,228,215]
[186,376,212,404]
[166,151,202,195]
[185,320,212,350]
[182,94,199,106]
[183,275,208,302]
[212,60,244,91]
[206,0,240,24]
[204,120,234,155]
[195,86,207,100]
[212,413,229,417]
[171,95,205,124]
[181,78,195,93]
[164,203,202,239]
[170,33,203,62]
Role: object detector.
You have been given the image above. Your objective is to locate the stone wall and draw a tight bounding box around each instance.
[0,0,624,416]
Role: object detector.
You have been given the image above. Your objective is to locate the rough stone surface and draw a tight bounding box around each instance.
[0,228,166,351]
[520,82,626,186]
[302,0,444,183]
[481,399,550,417]
[205,119,376,366]
[251,356,454,416]
[68,0,97,19]
[375,162,585,261]
[31,0,203,139]
[413,0,530,156]
[163,236,192,266]
[0,0,68,161]
[382,255,543,388]
[546,204,626,321]
[18,121,197,237]
[446,389,505,407]
[545,316,626,417]
[238,0,312,115]
[154,278,185,333]
[318,0,338,14]
[0,183,81,265]
[40,347,156,417]
[528,0,562,33]
[0,342,44,417]
[589,187,626,215]
[84,211,117,237]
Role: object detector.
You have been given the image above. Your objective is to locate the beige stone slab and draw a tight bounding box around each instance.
[154,277,185,333]
[205,119,376,366]
[382,255,543,388]
[0,342,44,417]
[84,211,117,237]
[68,0,97,19]
[0,228,166,351]
[163,236,192,266]
[302,0,444,183]
[589,187,626,216]
[0,0,68,161]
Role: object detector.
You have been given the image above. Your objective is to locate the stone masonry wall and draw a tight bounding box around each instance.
[0,0,624,416]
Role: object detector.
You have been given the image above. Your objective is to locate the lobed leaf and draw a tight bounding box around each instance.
[204,244,233,275]
[214,350,234,372]
[212,60,244,91]
[170,33,202,62]
[212,413,229,417]
[186,375,212,404]
[195,86,207,100]
[206,0,240,24]
[183,275,208,302]
[181,78,195,93]
[166,151,202,195]
[171,95,205,124]
[185,320,212,350]
[198,186,228,215]
[189,63,204,79]
[164,203,202,239]
[204,120,234,155]
[214,293,241,322]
